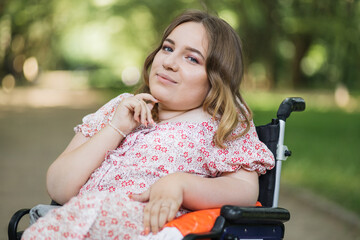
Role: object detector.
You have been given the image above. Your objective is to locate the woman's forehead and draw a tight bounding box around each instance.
[166,22,208,57]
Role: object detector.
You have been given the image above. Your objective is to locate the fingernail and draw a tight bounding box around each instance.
[144,227,150,235]
[144,121,148,127]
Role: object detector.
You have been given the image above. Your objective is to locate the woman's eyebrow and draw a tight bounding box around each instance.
[164,38,205,60]
[164,38,175,45]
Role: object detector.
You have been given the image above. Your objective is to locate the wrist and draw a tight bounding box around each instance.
[171,172,191,190]
[109,122,127,138]
[110,120,133,136]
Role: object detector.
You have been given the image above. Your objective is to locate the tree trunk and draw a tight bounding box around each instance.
[291,35,312,88]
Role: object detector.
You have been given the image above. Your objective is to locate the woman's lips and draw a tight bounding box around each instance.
[156,73,177,84]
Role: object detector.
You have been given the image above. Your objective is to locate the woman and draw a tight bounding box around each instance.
[22,10,274,239]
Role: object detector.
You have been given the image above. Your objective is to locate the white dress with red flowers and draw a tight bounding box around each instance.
[22,93,274,240]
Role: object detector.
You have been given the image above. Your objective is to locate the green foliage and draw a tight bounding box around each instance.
[1,0,359,90]
[248,93,360,215]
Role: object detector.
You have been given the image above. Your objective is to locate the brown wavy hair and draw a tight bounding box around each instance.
[139,10,252,148]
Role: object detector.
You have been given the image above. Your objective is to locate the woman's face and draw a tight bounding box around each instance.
[149,21,209,111]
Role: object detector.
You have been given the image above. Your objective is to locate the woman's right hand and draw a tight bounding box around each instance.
[111,93,159,134]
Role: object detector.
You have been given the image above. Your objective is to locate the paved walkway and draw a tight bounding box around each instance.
[1,88,359,239]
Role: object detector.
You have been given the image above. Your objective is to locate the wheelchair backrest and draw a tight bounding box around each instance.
[256,119,280,207]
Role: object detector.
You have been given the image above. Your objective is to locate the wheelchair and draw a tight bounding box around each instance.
[8,97,305,240]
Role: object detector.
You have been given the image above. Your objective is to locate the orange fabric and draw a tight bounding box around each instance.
[164,208,221,236]
[164,202,262,236]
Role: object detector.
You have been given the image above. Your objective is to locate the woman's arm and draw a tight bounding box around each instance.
[46,127,124,204]
[182,170,259,209]
[46,94,158,205]
[131,169,259,234]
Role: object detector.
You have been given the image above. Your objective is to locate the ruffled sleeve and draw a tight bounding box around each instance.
[205,120,275,177]
[74,93,133,137]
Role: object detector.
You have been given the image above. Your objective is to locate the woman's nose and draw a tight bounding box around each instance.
[162,54,179,71]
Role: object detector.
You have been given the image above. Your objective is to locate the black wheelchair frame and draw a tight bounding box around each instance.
[183,97,305,240]
[8,97,305,240]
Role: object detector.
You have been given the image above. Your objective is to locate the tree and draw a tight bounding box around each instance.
[1,0,359,90]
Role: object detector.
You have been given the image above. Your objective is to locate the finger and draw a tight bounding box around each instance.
[146,103,155,124]
[145,103,155,125]
[150,203,161,234]
[167,201,179,222]
[143,205,151,235]
[130,190,150,202]
[133,98,150,126]
[136,94,158,124]
[136,93,159,105]
[158,204,170,229]
[132,100,142,123]
[147,102,156,111]
[140,102,148,127]
[136,98,154,126]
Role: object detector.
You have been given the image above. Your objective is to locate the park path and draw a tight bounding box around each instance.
[1,88,359,239]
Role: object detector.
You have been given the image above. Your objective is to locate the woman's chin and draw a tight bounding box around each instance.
[149,89,168,103]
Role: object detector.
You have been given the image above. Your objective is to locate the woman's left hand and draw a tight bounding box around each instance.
[130,172,185,235]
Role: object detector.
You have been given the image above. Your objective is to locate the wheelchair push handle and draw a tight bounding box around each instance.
[277,97,305,121]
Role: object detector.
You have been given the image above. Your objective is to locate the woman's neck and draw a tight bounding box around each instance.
[158,109,188,122]
[157,105,210,123]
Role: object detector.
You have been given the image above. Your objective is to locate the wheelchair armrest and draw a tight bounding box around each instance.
[183,216,225,240]
[8,208,31,240]
[221,206,290,224]
[183,207,290,239]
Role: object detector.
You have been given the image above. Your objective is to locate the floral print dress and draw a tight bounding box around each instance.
[22,93,275,240]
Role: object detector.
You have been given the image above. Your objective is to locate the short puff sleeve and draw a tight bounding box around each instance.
[74,93,133,137]
[206,120,275,177]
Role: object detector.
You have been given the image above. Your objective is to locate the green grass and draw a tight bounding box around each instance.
[245,90,360,216]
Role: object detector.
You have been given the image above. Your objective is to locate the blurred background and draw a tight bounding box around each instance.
[1,0,359,239]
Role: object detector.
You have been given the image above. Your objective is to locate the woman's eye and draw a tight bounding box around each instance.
[162,46,173,52]
[187,56,199,64]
